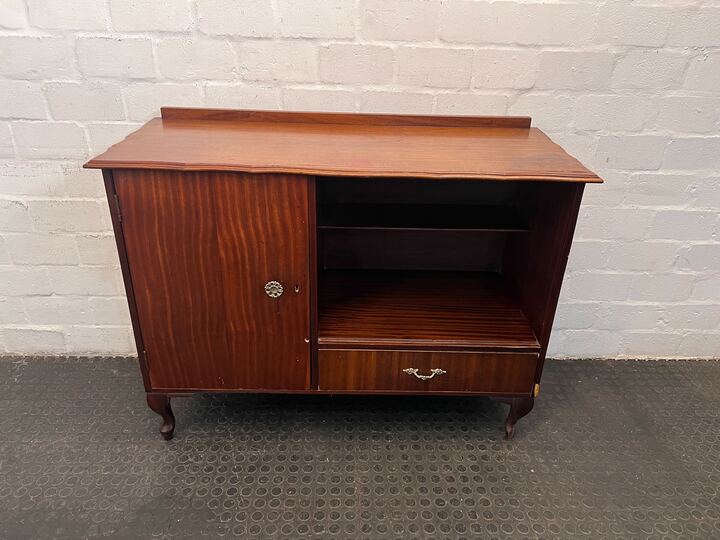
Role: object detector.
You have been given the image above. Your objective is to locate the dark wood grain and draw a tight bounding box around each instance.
[308,178,320,389]
[318,270,539,350]
[114,169,310,391]
[318,203,528,232]
[102,169,151,392]
[115,169,230,390]
[318,349,538,394]
[492,396,535,439]
[160,107,533,128]
[84,109,601,183]
[317,177,521,272]
[146,394,175,440]
[91,108,598,439]
[319,229,508,272]
[213,173,311,390]
[503,182,585,382]
[318,177,521,206]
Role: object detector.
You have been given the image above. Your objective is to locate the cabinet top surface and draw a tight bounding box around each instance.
[85,108,601,183]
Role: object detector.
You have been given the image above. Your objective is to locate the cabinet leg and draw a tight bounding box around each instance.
[146,394,175,440]
[504,396,534,439]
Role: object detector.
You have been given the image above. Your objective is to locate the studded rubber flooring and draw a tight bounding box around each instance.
[1,357,719,539]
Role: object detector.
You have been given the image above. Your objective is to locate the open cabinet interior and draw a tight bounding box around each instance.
[316,178,583,353]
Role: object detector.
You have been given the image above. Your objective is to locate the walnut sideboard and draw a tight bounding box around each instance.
[85,107,602,440]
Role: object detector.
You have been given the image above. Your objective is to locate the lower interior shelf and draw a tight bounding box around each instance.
[318,270,539,351]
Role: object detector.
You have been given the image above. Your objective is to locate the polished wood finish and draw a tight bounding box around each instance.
[85,109,601,183]
[115,169,227,390]
[493,396,535,439]
[318,177,522,205]
[114,169,310,391]
[318,270,539,350]
[317,177,522,272]
[160,107,533,128]
[214,173,311,390]
[88,108,599,439]
[308,179,320,389]
[102,170,151,392]
[318,350,538,394]
[318,203,527,232]
[146,394,175,440]
[503,182,585,382]
[320,229,508,272]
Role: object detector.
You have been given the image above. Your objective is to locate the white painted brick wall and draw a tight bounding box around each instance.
[397,47,473,88]
[197,0,274,37]
[77,38,155,79]
[278,0,355,39]
[320,44,395,84]
[110,0,192,32]
[238,41,316,82]
[685,53,720,91]
[0,0,718,358]
[0,123,13,157]
[26,0,109,30]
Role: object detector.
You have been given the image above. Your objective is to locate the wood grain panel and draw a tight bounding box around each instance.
[317,176,520,206]
[308,178,320,389]
[318,203,528,232]
[114,170,310,390]
[159,107,532,128]
[320,229,508,272]
[102,170,151,391]
[213,174,311,390]
[503,182,585,382]
[318,270,539,350]
[85,109,602,183]
[114,169,230,389]
[318,349,538,394]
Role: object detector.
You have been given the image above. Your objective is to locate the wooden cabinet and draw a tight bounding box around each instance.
[86,108,601,440]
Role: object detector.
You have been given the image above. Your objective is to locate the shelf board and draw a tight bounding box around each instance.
[318,270,540,351]
[317,203,528,232]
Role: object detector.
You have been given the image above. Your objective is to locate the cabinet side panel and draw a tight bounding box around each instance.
[213,174,311,390]
[503,182,584,381]
[114,169,232,389]
[102,169,151,391]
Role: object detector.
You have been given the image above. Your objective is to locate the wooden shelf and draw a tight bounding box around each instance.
[318,203,528,232]
[318,270,539,351]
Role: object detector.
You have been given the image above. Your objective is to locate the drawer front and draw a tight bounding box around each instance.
[318,349,538,394]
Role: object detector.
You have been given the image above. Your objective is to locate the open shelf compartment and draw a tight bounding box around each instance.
[318,270,539,351]
[314,177,579,355]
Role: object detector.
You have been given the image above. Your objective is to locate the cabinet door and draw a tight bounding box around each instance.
[114,170,311,390]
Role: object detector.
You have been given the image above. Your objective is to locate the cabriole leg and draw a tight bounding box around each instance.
[146,394,175,440]
[504,396,534,439]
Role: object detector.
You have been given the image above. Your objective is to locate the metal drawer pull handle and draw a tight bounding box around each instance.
[402,368,447,380]
[264,281,283,298]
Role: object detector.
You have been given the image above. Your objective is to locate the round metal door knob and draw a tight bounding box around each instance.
[264,281,284,298]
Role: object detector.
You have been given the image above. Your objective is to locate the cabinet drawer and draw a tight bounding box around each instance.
[318,349,538,394]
